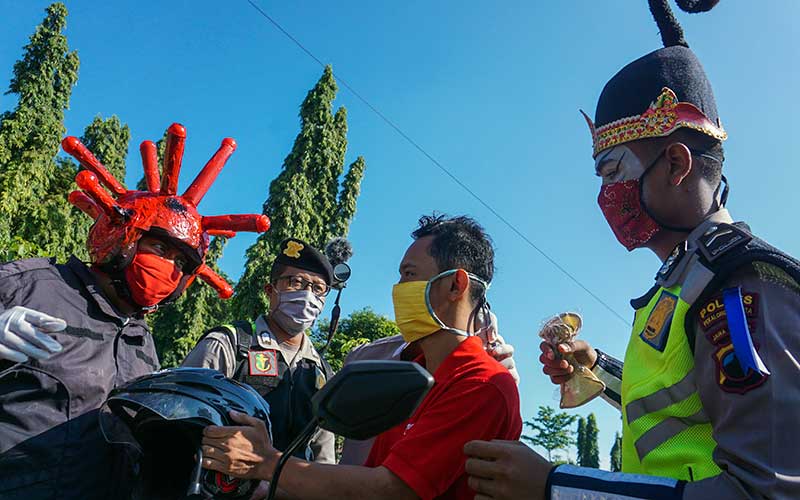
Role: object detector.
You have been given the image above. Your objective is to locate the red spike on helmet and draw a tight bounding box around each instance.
[61,123,271,300]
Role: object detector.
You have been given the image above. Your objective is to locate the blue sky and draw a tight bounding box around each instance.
[2,1,798,467]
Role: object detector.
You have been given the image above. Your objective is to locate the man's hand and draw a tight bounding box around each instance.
[0,306,66,363]
[486,337,519,385]
[464,440,552,500]
[475,313,520,385]
[538,340,596,385]
[202,410,277,480]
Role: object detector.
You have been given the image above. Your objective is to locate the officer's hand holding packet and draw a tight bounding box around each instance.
[538,312,604,408]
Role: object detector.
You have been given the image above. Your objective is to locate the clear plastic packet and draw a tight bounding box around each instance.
[538,312,605,409]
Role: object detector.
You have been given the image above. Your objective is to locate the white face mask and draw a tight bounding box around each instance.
[270,290,324,336]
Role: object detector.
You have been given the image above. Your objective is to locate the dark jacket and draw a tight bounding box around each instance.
[0,256,159,500]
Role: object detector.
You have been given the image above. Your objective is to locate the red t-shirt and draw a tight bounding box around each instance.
[364,336,522,500]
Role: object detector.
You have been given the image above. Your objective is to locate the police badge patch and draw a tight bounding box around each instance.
[700,291,767,394]
[640,291,678,352]
[248,350,279,377]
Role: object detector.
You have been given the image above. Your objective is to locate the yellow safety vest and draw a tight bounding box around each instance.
[621,283,721,482]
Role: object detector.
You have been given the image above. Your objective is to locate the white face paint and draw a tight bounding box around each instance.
[594,145,646,185]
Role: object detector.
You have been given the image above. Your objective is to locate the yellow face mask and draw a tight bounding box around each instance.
[392,269,489,344]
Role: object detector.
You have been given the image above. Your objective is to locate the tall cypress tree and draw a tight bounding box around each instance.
[0,2,79,262]
[584,413,601,468]
[610,431,622,472]
[232,65,366,320]
[576,417,587,466]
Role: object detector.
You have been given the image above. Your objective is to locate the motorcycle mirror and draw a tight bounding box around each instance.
[312,360,434,439]
[267,361,433,500]
[332,262,351,283]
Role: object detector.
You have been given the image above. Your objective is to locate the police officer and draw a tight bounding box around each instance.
[0,125,268,500]
[464,2,800,499]
[183,238,336,465]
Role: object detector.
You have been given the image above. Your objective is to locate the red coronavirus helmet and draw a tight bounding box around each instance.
[61,123,270,302]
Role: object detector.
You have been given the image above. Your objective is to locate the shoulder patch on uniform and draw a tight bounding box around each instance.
[639,291,677,352]
[697,223,752,262]
[701,290,768,394]
[248,349,279,377]
[0,257,56,279]
[709,338,768,394]
[698,291,759,335]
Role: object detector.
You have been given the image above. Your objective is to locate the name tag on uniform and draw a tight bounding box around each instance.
[248,350,279,377]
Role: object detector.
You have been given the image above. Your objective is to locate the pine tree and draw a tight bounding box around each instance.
[610,432,622,472]
[151,237,233,367]
[584,413,601,468]
[522,406,577,461]
[232,65,366,320]
[576,416,587,466]
[0,2,79,262]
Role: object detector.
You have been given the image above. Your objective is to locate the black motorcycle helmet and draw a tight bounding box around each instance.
[100,368,271,500]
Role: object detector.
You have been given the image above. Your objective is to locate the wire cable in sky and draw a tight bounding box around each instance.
[245,0,630,326]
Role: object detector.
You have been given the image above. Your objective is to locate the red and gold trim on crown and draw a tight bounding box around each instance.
[582,87,727,157]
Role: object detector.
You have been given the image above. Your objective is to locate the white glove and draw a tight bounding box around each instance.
[0,306,66,363]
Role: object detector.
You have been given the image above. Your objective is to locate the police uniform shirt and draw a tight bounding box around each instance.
[0,256,159,500]
[580,209,800,499]
[182,314,335,464]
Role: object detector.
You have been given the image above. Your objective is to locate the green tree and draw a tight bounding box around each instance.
[0,2,79,262]
[522,406,578,461]
[610,431,622,472]
[231,65,366,320]
[311,307,400,372]
[150,236,233,367]
[45,114,130,260]
[576,416,587,466]
[584,413,600,468]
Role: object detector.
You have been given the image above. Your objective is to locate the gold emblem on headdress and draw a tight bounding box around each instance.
[284,240,304,258]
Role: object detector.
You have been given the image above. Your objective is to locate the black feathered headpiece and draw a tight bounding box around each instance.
[582,0,726,157]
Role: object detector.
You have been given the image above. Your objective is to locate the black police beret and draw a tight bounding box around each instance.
[273,238,334,285]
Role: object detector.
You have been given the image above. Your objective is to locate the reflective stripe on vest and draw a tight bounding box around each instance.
[621,284,721,482]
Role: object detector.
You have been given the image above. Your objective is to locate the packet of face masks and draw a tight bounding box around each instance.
[538,312,605,409]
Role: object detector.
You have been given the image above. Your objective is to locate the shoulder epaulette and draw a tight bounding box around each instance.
[696,222,752,263]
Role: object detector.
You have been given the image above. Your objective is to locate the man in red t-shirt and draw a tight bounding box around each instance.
[200,214,522,500]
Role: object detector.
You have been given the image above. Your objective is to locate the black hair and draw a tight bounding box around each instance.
[412,213,494,303]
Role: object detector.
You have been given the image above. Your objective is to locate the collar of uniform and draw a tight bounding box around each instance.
[414,336,485,382]
[64,256,140,326]
[254,314,322,364]
[655,209,733,289]
[686,208,734,249]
